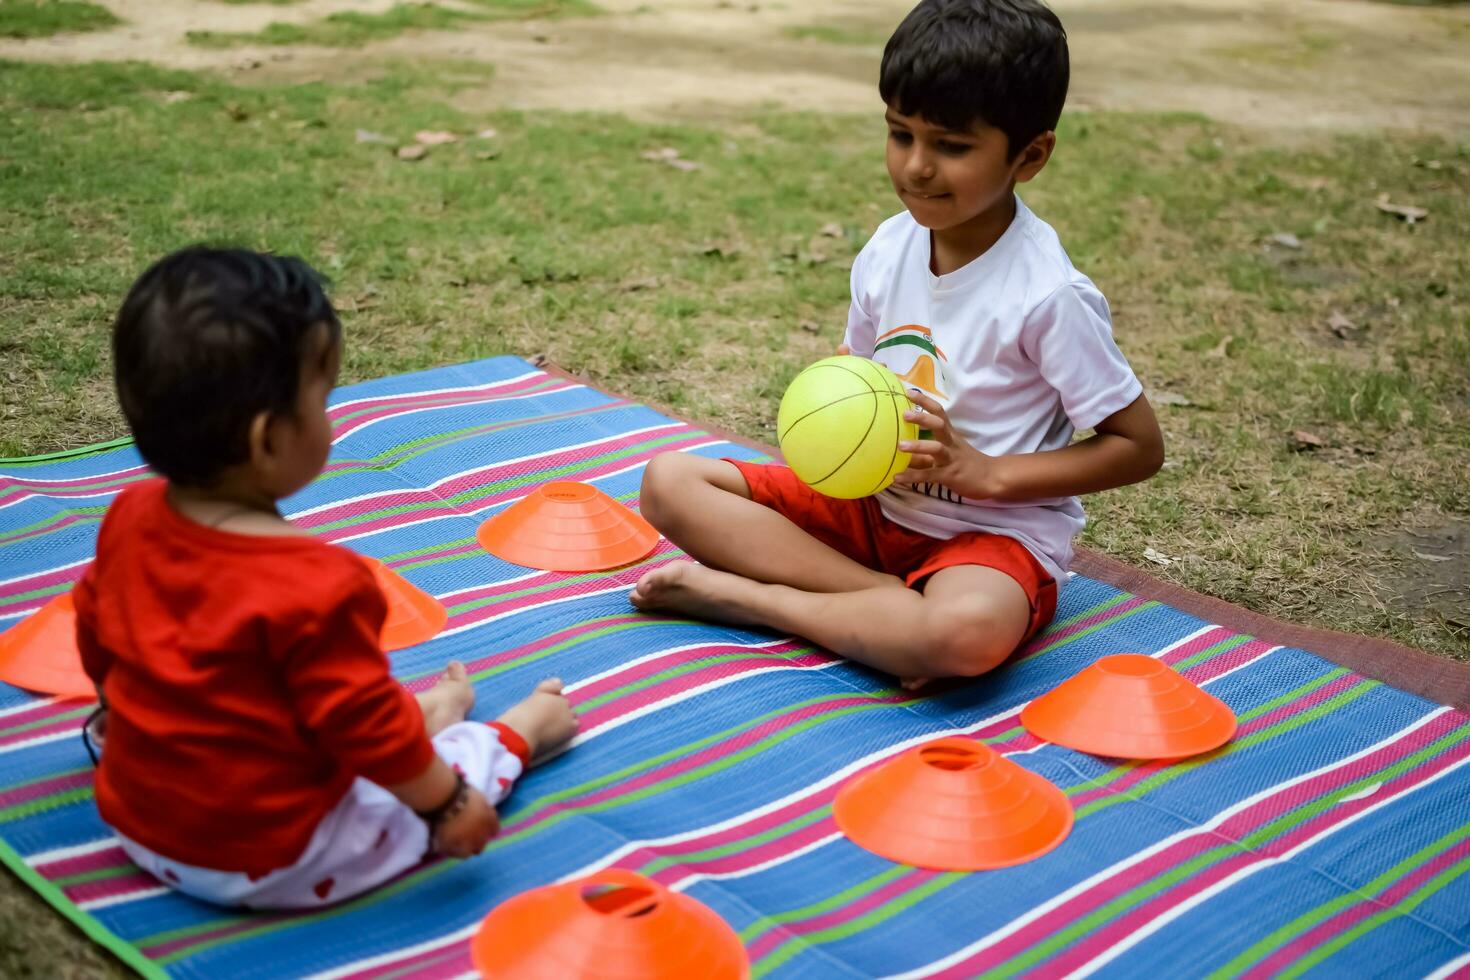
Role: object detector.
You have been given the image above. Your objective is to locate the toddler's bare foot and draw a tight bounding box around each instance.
[417,661,475,737]
[497,679,578,762]
[628,561,759,626]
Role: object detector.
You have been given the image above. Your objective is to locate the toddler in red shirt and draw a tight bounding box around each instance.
[75,247,577,909]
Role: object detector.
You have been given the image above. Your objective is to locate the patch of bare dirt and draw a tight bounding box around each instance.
[1,0,1468,132]
[1381,522,1470,655]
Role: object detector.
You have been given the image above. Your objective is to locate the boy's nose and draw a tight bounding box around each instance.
[905,151,936,183]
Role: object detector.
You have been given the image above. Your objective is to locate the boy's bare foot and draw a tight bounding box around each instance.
[496,679,578,762]
[629,561,760,626]
[417,661,476,737]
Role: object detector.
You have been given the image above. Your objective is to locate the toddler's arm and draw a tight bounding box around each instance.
[385,757,499,858]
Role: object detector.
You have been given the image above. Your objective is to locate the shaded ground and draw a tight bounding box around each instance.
[2,0,1469,131]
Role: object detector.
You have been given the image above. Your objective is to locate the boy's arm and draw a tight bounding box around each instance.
[897,390,1164,501]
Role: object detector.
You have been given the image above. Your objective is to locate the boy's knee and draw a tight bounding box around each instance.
[926,597,1014,678]
[640,452,723,530]
[639,452,685,527]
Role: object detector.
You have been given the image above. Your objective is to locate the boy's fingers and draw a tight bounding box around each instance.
[836,343,852,356]
[905,389,945,415]
[899,439,946,457]
[903,408,947,432]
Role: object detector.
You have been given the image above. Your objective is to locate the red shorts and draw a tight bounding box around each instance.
[731,461,1058,642]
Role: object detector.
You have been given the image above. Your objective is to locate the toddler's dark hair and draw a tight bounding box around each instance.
[112,247,339,486]
[880,0,1069,158]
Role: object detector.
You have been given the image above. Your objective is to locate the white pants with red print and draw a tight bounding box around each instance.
[116,721,526,909]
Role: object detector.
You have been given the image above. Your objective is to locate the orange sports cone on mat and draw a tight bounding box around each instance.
[833,738,1073,871]
[1021,653,1237,760]
[0,592,94,700]
[471,869,749,979]
[476,482,659,573]
[361,558,448,652]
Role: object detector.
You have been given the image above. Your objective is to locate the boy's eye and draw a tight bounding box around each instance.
[937,140,971,155]
[888,129,913,145]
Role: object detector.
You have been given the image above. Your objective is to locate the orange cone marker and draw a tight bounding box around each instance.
[1021,653,1237,760]
[0,592,95,700]
[833,738,1073,871]
[361,558,448,652]
[476,482,659,573]
[471,869,749,979]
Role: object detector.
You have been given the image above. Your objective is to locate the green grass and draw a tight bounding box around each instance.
[784,24,888,47]
[187,0,599,48]
[0,0,116,38]
[0,58,1467,666]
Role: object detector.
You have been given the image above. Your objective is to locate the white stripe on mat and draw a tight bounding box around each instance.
[884,706,1457,980]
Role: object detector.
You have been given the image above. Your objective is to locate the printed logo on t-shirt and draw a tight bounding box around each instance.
[873,324,952,404]
[873,325,962,504]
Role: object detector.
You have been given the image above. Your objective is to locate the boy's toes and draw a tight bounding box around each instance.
[444,660,468,683]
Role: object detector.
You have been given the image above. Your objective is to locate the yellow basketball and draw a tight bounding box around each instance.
[777,355,918,499]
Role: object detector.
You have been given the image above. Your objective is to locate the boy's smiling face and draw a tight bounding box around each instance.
[884,107,1052,235]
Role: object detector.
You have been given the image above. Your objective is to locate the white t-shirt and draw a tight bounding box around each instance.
[843,198,1143,582]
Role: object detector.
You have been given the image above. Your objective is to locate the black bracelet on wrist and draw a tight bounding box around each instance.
[414,771,468,835]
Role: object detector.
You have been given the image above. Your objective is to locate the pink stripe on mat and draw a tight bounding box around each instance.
[34,843,128,880]
[313,432,716,544]
[935,711,1467,977]
[0,770,92,812]
[1243,835,1470,979]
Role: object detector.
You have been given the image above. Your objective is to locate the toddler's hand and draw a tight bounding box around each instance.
[894,390,998,500]
[837,343,852,356]
[431,786,499,859]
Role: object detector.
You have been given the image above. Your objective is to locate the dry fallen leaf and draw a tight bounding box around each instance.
[414,130,459,146]
[476,128,499,140]
[800,320,821,333]
[667,158,701,172]
[1412,550,1454,563]
[1289,430,1327,451]
[1207,335,1234,359]
[1268,232,1303,250]
[641,147,682,162]
[355,129,392,144]
[819,222,845,238]
[1142,547,1180,567]
[396,144,428,161]
[1326,310,1358,339]
[1150,390,1194,408]
[1374,193,1429,225]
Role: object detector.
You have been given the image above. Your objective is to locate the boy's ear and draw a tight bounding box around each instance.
[1013,131,1056,184]
[246,411,275,469]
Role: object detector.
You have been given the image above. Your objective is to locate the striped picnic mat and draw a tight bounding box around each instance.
[1,355,1466,979]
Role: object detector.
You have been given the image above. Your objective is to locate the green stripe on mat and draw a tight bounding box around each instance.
[1212,819,1470,977]
[0,436,135,466]
[0,834,166,980]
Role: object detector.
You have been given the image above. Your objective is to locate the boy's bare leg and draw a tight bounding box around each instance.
[416,661,475,736]
[632,562,1031,680]
[638,453,902,594]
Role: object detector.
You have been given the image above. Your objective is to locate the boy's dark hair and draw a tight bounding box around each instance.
[880,0,1069,158]
[112,247,340,487]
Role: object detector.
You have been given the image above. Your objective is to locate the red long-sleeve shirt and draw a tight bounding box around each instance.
[74,480,436,876]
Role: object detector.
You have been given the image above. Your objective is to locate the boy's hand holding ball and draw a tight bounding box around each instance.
[894,390,1001,501]
[829,345,1000,502]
